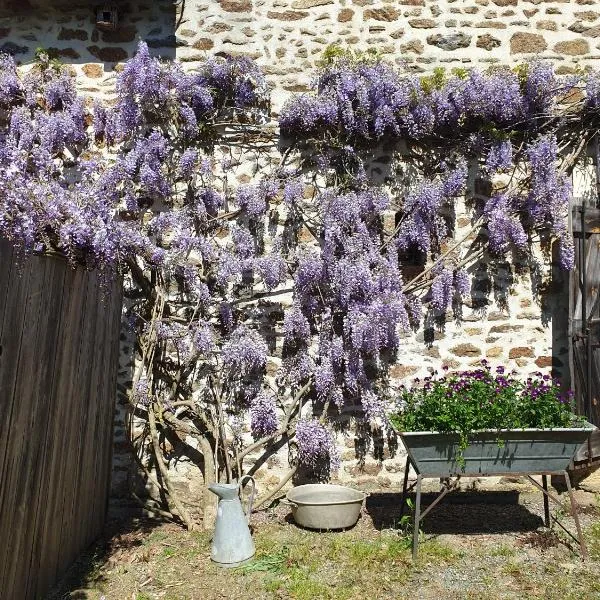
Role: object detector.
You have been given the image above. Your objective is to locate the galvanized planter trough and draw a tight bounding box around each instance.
[397,426,596,560]
[400,427,594,477]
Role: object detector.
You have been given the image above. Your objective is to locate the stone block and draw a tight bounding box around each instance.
[364,8,401,21]
[401,39,424,53]
[384,460,404,473]
[510,32,547,54]
[267,10,309,20]
[193,38,215,50]
[486,346,503,358]
[575,11,600,21]
[338,8,354,21]
[220,0,252,11]
[474,20,506,28]
[82,63,103,78]
[0,42,28,55]
[87,45,128,62]
[450,343,481,357]
[554,39,590,55]
[292,0,332,7]
[409,18,436,28]
[207,22,233,33]
[508,346,535,359]
[427,33,472,50]
[377,475,392,488]
[534,355,552,368]
[489,324,523,333]
[389,364,419,379]
[101,25,138,44]
[49,47,80,60]
[476,33,501,50]
[345,461,382,476]
[58,27,88,41]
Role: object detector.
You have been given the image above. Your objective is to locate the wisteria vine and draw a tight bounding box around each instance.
[0,43,596,528]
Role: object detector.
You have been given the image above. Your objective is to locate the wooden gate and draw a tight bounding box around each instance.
[0,241,122,600]
[571,199,600,465]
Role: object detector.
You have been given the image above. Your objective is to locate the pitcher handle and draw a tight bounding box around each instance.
[239,474,256,523]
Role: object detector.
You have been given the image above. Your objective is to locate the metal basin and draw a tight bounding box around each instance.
[285,484,366,530]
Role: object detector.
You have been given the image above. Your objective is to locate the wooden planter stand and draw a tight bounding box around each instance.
[397,428,594,560]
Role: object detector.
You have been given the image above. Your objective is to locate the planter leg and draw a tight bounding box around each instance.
[542,475,550,528]
[563,471,589,561]
[412,475,422,561]
[399,456,411,520]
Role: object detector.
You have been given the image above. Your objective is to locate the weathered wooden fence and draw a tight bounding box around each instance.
[0,241,122,600]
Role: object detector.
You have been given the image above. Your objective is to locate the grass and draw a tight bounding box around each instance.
[490,544,516,557]
[588,520,600,560]
[48,489,600,600]
[236,547,290,574]
[227,527,463,599]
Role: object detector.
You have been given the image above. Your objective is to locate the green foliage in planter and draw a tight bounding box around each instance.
[389,362,586,461]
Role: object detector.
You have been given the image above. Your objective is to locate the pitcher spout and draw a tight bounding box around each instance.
[208,482,239,500]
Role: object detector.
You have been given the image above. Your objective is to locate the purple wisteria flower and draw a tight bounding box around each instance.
[283,304,310,342]
[430,265,454,312]
[255,253,287,290]
[454,268,470,298]
[485,140,513,173]
[222,326,267,375]
[0,54,21,107]
[179,148,198,179]
[250,392,279,439]
[296,418,340,472]
[192,321,215,354]
[484,194,528,255]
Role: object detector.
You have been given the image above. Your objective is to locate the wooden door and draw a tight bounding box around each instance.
[571,200,600,465]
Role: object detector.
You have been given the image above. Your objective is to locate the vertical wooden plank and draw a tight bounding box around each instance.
[0,248,25,496]
[65,270,100,564]
[23,256,67,600]
[89,275,121,546]
[0,257,34,599]
[84,278,114,547]
[0,240,15,336]
[7,256,67,598]
[99,278,123,533]
[57,269,99,578]
[31,266,88,598]
[105,280,124,519]
[0,255,48,598]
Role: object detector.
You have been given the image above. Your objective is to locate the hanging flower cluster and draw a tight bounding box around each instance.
[280,59,572,144]
[296,418,340,473]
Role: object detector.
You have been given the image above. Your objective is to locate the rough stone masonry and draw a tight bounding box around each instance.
[1,0,592,506]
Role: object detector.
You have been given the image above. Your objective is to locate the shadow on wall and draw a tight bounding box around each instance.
[0,0,178,67]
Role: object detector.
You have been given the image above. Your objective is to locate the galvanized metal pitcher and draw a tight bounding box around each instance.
[208,475,256,567]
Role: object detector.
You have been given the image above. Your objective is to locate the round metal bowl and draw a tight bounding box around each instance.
[285,484,366,530]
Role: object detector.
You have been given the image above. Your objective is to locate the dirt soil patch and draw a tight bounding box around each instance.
[48,475,600,600]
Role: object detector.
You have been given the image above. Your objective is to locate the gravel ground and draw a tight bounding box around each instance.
[48,471,600,600]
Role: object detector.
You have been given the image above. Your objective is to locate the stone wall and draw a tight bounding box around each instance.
[176,0,600,111]
[1,0,589,505]
[7,1,600,108]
